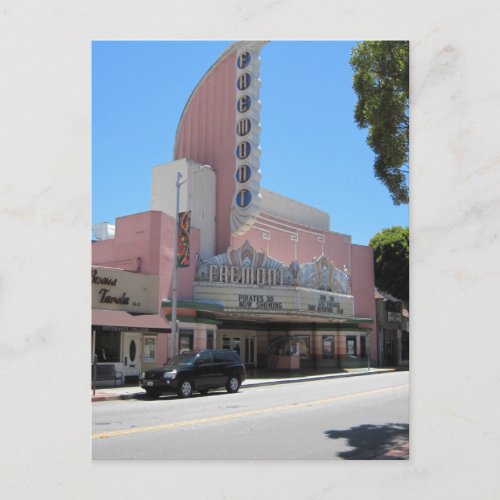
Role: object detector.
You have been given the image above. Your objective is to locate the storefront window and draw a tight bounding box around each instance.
[322,336,334,359]
[143,335,157,362]
[222,336,240,355]
[245,337,256,366]
[346,336,357,357]
[207,330,214,349]
[271,337,309,358]
[232,337,241,355]
[95,330,120,362]
[179,329,194,352]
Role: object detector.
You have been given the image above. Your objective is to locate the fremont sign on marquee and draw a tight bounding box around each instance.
[194,241,354,319]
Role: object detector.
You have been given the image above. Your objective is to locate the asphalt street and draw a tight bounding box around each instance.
[92,371,409,459]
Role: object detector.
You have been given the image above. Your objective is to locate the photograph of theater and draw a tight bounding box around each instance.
[92,41,377,384]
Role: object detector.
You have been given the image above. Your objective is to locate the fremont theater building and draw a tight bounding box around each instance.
[92,41,377,382]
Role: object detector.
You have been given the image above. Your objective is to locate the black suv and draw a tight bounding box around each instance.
[139,349,247,399]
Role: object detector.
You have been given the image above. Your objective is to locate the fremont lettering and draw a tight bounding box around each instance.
[209,265,285,286]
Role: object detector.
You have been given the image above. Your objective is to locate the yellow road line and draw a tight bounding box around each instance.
[92,384,408,440]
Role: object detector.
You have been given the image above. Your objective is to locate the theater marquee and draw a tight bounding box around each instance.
[194,241,354,319]
[194,283,354,319]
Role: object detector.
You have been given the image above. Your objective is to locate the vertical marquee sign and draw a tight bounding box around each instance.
[230,42,266,236]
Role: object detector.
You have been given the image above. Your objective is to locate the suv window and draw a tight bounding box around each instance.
[213,351,226,363]
[197,351,213,365]
[164,352,198,368]
[223,351,238,362]
[212,350,239,362]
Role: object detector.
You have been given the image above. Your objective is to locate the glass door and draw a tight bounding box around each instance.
[244,336,256,367]
[123,333,142,380]
[222,333,257,367]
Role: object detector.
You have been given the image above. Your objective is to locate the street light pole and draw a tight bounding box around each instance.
[367,329,371,372]
[170,164,211,359]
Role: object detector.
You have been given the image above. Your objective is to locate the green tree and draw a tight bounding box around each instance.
[369,226,409,303]
[350,41,409,205]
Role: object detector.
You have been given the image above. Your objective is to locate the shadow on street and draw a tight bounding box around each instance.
[325,423,409,459]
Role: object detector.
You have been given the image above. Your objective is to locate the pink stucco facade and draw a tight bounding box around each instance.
[92,210,201,305]
[174,50,238,255]
[92,204,377,368]
[92,209,375,325]
[350,244,377,360]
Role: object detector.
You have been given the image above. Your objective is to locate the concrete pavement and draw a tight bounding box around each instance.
[91,367,408,460]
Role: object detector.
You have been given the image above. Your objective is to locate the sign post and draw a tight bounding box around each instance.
[171,164,211,359]
[92,329,96,395]
[367,329,371,372]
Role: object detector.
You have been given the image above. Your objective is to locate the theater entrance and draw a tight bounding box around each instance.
[220,333,257,368]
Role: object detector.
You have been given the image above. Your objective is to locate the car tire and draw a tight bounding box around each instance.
[145,388,160,399]
[177,379,193,398]
[226,375,240,393]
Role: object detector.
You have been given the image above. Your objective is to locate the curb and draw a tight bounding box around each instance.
[242,369,393,388]
[91,392,143,402]
[92,369,398,402]
[91,394,122,402]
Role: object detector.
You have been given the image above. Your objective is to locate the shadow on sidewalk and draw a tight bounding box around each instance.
[325,423,409,459]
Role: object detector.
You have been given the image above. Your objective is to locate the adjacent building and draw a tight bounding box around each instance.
[375,289,410,368]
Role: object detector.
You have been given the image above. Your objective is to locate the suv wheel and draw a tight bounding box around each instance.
[177,379,193,398]
[226,376,240,393]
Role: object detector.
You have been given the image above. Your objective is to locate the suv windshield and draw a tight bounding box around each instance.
[163,352,198,368]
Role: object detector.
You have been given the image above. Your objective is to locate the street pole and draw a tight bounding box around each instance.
[170,165,211,360]
[367,329,371,372]
[92,329,96,395]
[170,172,181,361]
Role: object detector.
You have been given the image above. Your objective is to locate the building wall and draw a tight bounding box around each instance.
[174,49,237,254]
[260,188,330,231]
[151,158,216,259]
[233,212,352,267]
[92,210,201,305]
[375,296,409,367]
[350,244,377,361]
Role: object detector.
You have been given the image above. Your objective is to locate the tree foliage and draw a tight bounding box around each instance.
[369,226,409,303]
[350,41,409,205]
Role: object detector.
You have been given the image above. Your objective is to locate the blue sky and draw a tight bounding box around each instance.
[92,41,408,246]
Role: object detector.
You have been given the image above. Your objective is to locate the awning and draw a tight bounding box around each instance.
[92,310,171,333]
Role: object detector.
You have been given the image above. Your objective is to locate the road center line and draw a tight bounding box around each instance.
[92,384,408,440]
